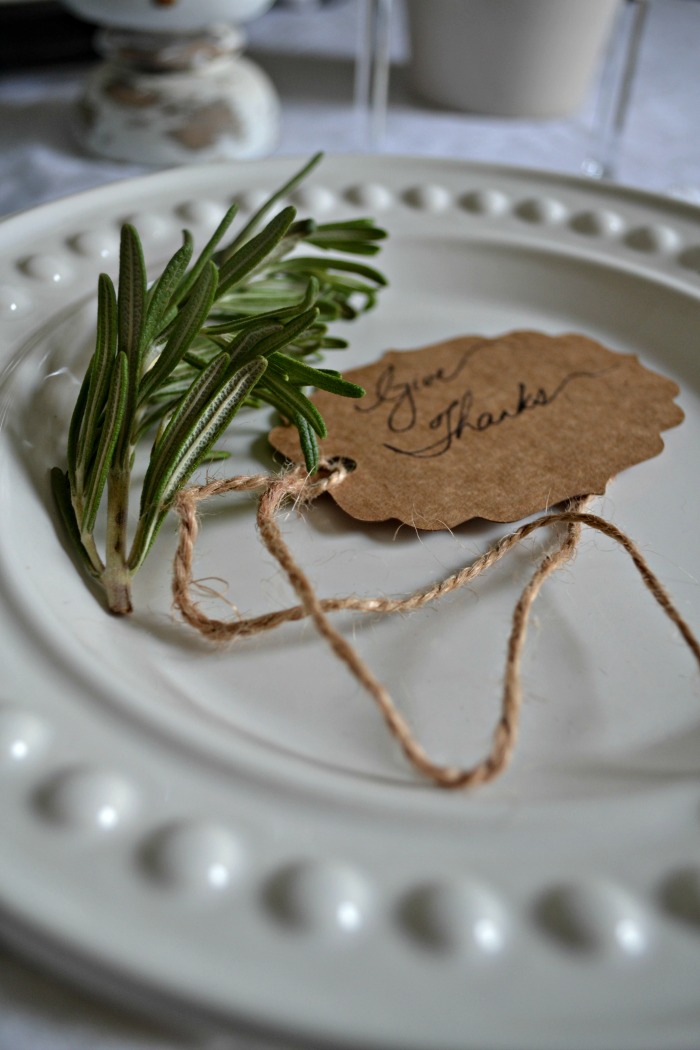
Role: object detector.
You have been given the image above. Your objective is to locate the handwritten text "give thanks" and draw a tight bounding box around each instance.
[356,350,612,459]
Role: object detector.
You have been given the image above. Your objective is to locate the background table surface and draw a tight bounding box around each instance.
[0,1,698,1047]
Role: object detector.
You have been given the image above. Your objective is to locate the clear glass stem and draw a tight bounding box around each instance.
[583,0,650,180]
[355,0,393,151]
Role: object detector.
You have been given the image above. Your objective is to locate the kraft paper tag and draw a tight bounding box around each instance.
[269,331,684,529]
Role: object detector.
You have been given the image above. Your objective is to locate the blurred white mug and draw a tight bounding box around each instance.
[405,0,621,118]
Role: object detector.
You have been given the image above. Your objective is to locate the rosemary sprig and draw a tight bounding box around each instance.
[52,154,387,615]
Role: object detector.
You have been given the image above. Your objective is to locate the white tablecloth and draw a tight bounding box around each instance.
[0,1,698,1048]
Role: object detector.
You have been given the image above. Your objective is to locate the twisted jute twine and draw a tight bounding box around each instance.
[172,459,700,789]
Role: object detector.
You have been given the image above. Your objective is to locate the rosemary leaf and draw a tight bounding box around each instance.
[217,151,323,263]
[131,357,267,571]
[171,202,238,307]
[217,321,284,367]
[139,351,231,515]
[51,467,104,578]
[305,220,388,255]
[271,255,387,286]
[313,337,348,350]
[66,361,92,492]
[267,352,365,398]
[114,225,147,468]
[155,357,268,508]
[217,206,297,297]
[117,225,147,365]
[81,351,129,535]
[293,413,320,474]
[231,307,320,368]
[139,262,218,404]
[74,274,119,486]
[210,283,308,317]
[142,232,194,351]
[257,371,328,439]
[203,277,319,337]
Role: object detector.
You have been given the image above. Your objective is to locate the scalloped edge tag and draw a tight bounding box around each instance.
[270,331,684,529]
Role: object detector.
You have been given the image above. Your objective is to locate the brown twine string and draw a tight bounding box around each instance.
[172,460,700,789]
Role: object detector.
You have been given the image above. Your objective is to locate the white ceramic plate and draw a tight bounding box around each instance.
[1,156,699,1050]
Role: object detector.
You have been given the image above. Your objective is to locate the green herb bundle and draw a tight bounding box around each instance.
[52,154,387,615]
